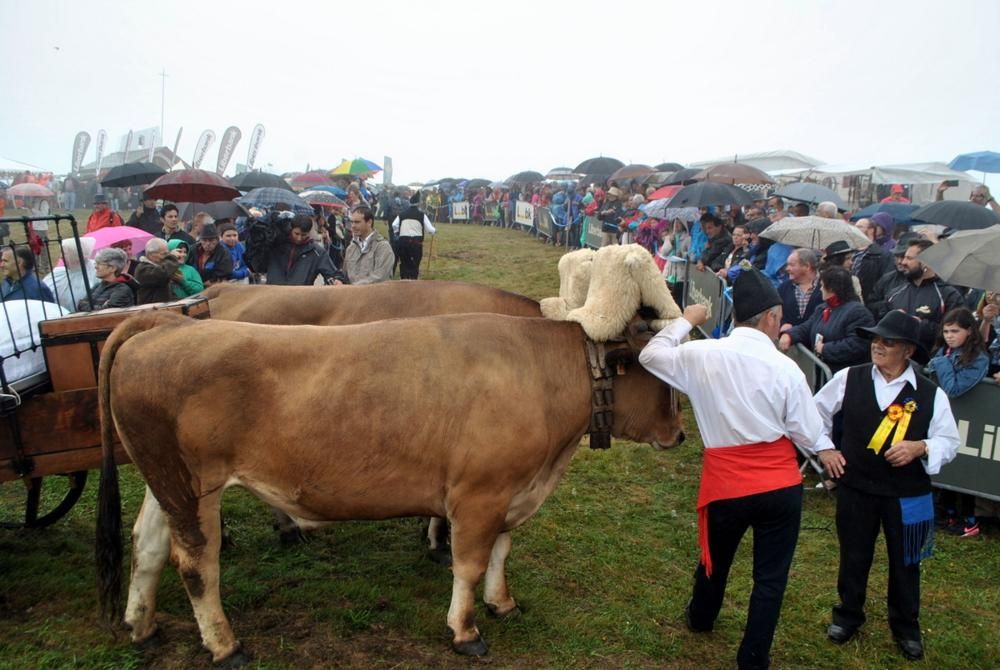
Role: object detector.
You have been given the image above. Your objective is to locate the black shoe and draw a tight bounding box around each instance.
[895,638,924,661]
[685,600,712,633]
[826,623,857,644]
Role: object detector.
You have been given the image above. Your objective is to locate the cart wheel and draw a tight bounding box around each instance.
[0,471,89,529]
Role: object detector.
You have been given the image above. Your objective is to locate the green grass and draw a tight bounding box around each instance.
[1,222,998,669]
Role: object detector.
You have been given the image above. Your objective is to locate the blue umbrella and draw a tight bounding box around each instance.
[302,184,348,198]
[848,202,920,225]
[948,151,1000,173]
[236,187,315,216]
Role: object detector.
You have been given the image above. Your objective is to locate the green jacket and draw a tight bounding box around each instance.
[168,239,205,298]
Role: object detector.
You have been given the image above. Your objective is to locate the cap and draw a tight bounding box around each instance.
[893,231,921,255]
[890,184,904,193]
[732,263,781,322]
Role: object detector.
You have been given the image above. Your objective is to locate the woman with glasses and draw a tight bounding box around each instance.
[77,247,135,311]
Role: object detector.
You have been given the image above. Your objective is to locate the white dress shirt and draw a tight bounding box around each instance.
[811,364,960,474]
[639,319,823,450]
[391,214,436,237]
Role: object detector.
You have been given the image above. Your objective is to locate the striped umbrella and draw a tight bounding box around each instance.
[236,187,315,216]
[329,158,382,177]
[299,190,348,209]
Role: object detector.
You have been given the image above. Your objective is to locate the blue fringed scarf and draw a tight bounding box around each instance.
[900,493,935,566]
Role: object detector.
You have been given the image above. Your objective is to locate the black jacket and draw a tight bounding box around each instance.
[789,300,875,372]
[700,232,734,272]
[853,244,895,304]
[778,278,823,327]
[127,207,163,236]
[192,243,234,284]
[879,275,964,352]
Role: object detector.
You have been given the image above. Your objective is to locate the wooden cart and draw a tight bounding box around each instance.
[1,215,210,527]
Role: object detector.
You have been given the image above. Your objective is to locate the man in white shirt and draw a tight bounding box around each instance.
[390,191,436,279]
[811,310,959,661]
[639,265,823,670]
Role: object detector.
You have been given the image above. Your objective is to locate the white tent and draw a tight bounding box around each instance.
[686,150,824,172]
[0,155,47,174]
[774,162,982,206]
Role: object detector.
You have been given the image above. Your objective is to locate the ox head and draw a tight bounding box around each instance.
[604,316,685,450]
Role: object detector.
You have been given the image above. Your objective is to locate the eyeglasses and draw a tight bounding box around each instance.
[872,337,903,348]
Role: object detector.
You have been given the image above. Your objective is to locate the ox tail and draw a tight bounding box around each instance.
[95,312,182,624]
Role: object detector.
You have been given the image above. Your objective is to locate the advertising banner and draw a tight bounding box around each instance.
[451,201,469,220]
[192,130,216,169]
[94,129,107,173]
[933,380,1000,501]
[216,126,242,175]
[515,201,534,228]
[536,207,553,238]
[71,131,91,174]
[684,265,726,338]
[245,124,264,171]
[584,215,603,248]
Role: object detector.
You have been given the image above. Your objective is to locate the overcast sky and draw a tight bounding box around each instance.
[3,0,999,185]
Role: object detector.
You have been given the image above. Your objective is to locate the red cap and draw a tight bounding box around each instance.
[890,184,904,193]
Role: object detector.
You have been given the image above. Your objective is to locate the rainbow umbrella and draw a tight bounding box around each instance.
[329,158,382,177]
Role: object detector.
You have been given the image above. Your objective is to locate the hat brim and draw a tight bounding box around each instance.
[855,325,927,363]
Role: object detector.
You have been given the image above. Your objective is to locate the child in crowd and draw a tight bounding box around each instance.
[980,291,1000,382]
[219,222,250,283]
[928,307,989,537]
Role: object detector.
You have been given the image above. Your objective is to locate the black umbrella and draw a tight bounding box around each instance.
[664,167,702,185]
[643,171,676,186]
[236,187,315,216]
[910,200,1000,231]
[654,162,684,172]
[175,200,249,222]
[574,157,624,174]
[773,182,846,210]
[465,178,492,190]
[100,161,168,188]
[507,170,544,184]
[666,182,754,208]
[230,171,294,193]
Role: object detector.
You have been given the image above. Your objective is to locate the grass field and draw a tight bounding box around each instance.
[1,221,997,669]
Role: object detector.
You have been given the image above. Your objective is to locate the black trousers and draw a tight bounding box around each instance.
[688,484,802,670]
[397,238,423,279]
[833,484,921,640]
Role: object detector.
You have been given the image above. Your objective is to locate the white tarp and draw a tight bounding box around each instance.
[776,162,979,185]
[686,150,824,172]
[1,300,68,384]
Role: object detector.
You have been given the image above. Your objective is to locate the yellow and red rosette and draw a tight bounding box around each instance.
[867,399,918,454]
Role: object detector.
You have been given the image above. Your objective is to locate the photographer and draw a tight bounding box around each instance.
[264,212,346,286]
[598,186,624,246]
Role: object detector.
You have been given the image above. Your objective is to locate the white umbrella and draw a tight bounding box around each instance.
[640,199,700,222]
[760,216,871,251]
[919,225,1000,291]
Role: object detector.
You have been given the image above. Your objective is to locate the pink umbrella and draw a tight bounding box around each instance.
[83,225,154,255]
[7,183,55,197]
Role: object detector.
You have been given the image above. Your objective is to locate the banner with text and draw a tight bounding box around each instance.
[192,129,216,169]
[245,124,264,171]
[932,379,1000,501]
[216,126,242,175]
[515,201,534,228]
[684,265,726,338]
[584,215,603,248]
[536,207,553,238]
[71,131,91,174]
[451,201,469,220]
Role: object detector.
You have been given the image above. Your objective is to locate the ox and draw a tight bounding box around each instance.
[204,280,544,552]
[96,311,683,664]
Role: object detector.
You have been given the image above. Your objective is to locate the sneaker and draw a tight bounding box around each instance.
[943,517,963,535]
[961,522,980,538]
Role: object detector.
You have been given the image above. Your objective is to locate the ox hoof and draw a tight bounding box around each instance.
[131,626,162,650]
[452,636,489,657]
[279,528,309,546]
[427,547,453,567]
[486,603,522,620]
[214,644,253,668]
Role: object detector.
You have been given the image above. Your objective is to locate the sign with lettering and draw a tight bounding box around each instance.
[536,207,553,238]
[932,379,1000,501]
[684,266,727,338]
[450,201,469,220]
[584,215,603,248]
[515,201,534,228]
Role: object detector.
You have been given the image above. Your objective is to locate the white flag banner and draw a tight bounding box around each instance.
[71,131,91,174]
[192,130,216,169]
[246,124,265,171]
[216,126,242,175]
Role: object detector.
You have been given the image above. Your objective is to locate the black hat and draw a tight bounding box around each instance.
[410,191,421,204]
[856,310,927,362]
[746,217,771,235]
[893,231,920,255]
[732,262,782,322]
[93,193,109,205]
[199,222,219,240]
[824,240,853,258]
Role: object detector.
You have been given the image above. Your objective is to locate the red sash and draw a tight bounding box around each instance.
[697,437,801,576]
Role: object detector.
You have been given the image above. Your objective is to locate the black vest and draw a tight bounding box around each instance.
[397,205,425,240]
[837,363,936,498]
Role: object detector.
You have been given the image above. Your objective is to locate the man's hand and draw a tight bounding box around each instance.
[683,303,709,327]
[937,181,952,193]
[778,333,793,352]
[779,323,793,334]
[817,449,846,479]
[885,440,927,467]
[696,261,706,272]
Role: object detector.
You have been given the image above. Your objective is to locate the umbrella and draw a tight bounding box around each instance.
[574,157,624,175]
[7,183,54,197]
[299,190,348,209]
[918,225,1000,291]
[175,201,249,222]
[694,163,775,185]
[329,158,382,177]
[640,200,700,222]
[290,171,334,188]
[654,162,684,172]
[82,225,154,253]
[664,167,702,185]
[145,169,240,204]
[465,178,492,190]
[647,184,684,201]
[665,182,754,208]
[642,171,676,186]
[231,171,295,193]
[545,167,580,181]
[848,202,920,225]
[304,184,349,198]
[948,151,1000,174]
[774,182,846,210]
[0,181,8,189]
[488,180,508,190]
[507,170,544,184]
[237,187,315,216]
[609,164,654,185]
[910,200,1000,231]
[760,216,872,251]
[100,161,167,188]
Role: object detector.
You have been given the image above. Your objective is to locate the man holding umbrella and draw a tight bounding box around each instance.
[127,192,162,235]
[813,310,959,661]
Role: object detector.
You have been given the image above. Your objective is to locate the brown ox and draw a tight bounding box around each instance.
[202,281,543,324]
[96,311,683,664]
[204,280,543,551]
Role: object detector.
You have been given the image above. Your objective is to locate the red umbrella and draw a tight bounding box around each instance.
[7,183,55,197]
[290,171,334,188]
[693,163,775,186]
[647,184,684,201]
[144,169,241,204]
